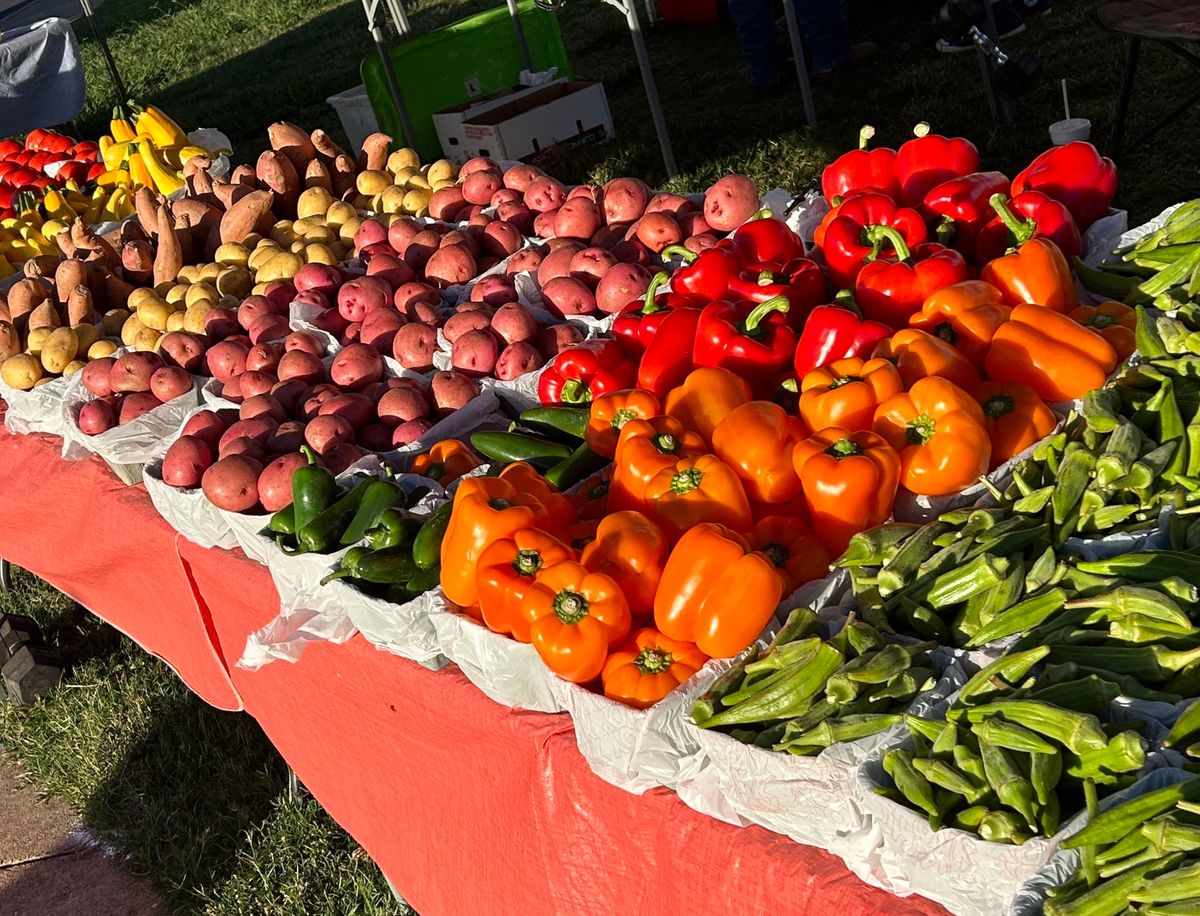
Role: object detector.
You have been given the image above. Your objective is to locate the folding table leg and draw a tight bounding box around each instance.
[0,558,11,593]
[1111,36,1141,158]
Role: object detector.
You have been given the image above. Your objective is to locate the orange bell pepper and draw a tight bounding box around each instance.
[476,528,574,642]
[439,477,548,608]
[983,303,1118,402]
[585,388,661,458]
[711,401,807,504]
[663,367,752,446]
[792,427,901,555]
[979,237,1076,312]
[749,491,810,525]
[1069,300,1136,362]
[565,518,600,550]
[873,376,992,496]
[972,380,1058,470]
[654,523,782,659]
[797,356,904,434]
[523,559,631,683]
[601,627,708,709]
[572,467,611,520]
[751,515,832,593]
[410,439,482,486]
[644,454,753,542]
[581,510,669,623]
[499,461,576,532]
[873,328,982,391]
[608,416,705,514]
[908,280,1011,365]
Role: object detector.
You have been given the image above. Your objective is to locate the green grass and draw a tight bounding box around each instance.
[0,567,408,916]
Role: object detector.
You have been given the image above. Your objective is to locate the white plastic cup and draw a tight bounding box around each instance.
[1049,118,1092,145]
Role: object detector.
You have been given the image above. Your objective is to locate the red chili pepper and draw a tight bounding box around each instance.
[975,191,1083,264]
[793,294,894,377]
[663,244,741,301]
[613,272,701,357]
[821,125,902,203]
[637,307,703,399]
[820,192,929,289]
[725,257,827,329]
[892,123,981,209]
[538,340,637,405]
[854,229,971,328]
[730,212,804,265]
[693,296,797,393]
[923,171,1011,253]
[1011,141,1117,231]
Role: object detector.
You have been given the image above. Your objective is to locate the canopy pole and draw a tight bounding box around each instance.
[618,0,677,179]
[781,0,816,126]
[505,0,535,73]
[362,0,416,146]
[77,0,129,118]
[384,0,411,37]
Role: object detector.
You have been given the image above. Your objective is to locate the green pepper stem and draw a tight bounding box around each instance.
[513,549,543,577]
[559,379,591,404]
[553,589,589,625]
[912,121,931,138]
[670,467,703,494]
[654,433,679,454]
[640,271,671,315]
[743,294,790,333]
[748,208,774,221]
[983,394,1015,419]
[865,224,912,263]
[779,377,799,393]
[833,288,863,317]
[906,414,937,446]
[301,445,319,466]
[858,125,875,150]
[989,193,1036,245]
[320,568,355,585]
[757,269,775,286]
[936,216,956,247]
[660,245,696,264]
[634,646,673,675]
[826,437,864,458]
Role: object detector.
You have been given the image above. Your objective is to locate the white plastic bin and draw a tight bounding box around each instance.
[326,84,379,153]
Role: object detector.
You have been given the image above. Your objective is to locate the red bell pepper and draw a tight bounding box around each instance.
[854,229,970,328]
[613,272,701,356]
[637,307,703,399]
[892,123,981,209]
[821,125,902,203]
[923,170,1011,253]
[539,340,637,405]
[0,139,21,158]
[1011,141,1117,230]
[793,294,894,377]
[693,296,797,393]
[730,212,804,265]
[975,191,1083,263]
[819,192,929,289]
[55,160,92,185]
[663,245,741,302]
[724,257,826,328]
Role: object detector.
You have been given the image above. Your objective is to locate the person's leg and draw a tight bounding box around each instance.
[726,0,784,86]
[791,0,852,74]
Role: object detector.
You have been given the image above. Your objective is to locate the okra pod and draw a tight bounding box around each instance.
[1143,816,1200,855]
[963,700,1108,754]
[691,646,759,724]
[699,642,842,728]
[1166,698,1200,749]
[925,554,1009,609]
[876,522,951,595]
[776,713,902,754]
[980,741,1039,831]
[835,523,920,568]
[951,805,991,831]
[1027,675,1119,715]
[1063,777,1200,850]
[905,715,952,747]
[883,748,939,821]
[868,667,933,703]
[974,717,1056,755]
[1045,855,1187,916]
[913,756,988,804]
[1129,860,1200,904]
[844,643,925,685]
[966,587,1068,647]
[1053,446,1097,526]
[957,647,1051,707]
[952,744,988,786]
[977,810,1034,845]
[1030,750,1062,806]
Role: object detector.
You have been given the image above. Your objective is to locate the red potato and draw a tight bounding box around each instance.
[461,170,502,206]
[276,349,326,385]
[263,281,297,312]
[503,163,543,192]
[150,367,193,403]
[392,323,438,371]
[443,310,493,344]
[393,281,440,312]
[634,212,683,253]
[537,243,584,287]
[506,248,544,275]
[305,414,354,455]
[308,307,349,340]
[224,334,254,351]
[538,323,585,357]
[524,177,567,213]
[455,301,492,315]
[603,177,651,224]
[466,208,491,227]
[533,209,558,239]
[321,442,364,474]
[300,385,342,421]
[431,370,480,412]
[541,276,596,317]
[469,275,517,307]
[340,322,362,345]
[568,184,603,204]
[270,380,309,418]
[377,386,431,427]
[387,218,423,256]
[319,392,375,429]
[162,436,213,488]
[221,437,267,462]
[239,394,287,423]
[283,331,325,358]
[482,221,523,259]
[78,398,117,435]
[220,375,245,404]
[425,245,477,289]
[205,341,249,383]
[293,263,343,295]
[495,342,543,380]
[202,455,263,512]
[591,224,629,249]
[704,174,759,232]
[81,358,116,397]
[292,289,331,312]
[685,233,720,253]
[338,277,391,323]
[646,192,698,215]
[110,352,164,393]
[490,302,539,345]
[569,248,618,288]
[357,423,393,451]
[611,238,652,266]
[400,298,441,326]
[246,343,283,373]
[269,420,306,454]
[238,370,278,400]
[160,332,207,372]
[330,343,383,391]
[496,202,534,235]
[391,419,433,448]
[428,187,466,221]
[596,263,653,314]
[258,452,309,512]
[440,229,480,259]
[360,242,398,262]
[181,410,228,451]
[204,309,240,340]
[359,309,407,353]
[249,314,290,345]
[219,416,278,454]
[402,230,441,272]
[554,199,603,241]
[366,254,415,289]
[119,392,164,425]
[451,328,500,377]
[460,156,500,178]
[353,219,388,252]
[678,212,713,237]
[490,188,521,209]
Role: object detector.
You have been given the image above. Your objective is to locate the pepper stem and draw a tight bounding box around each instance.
[425,462,445,480]
[933,322,957,345]
[912,121,931,138]
[660,246,695,264]
[833,288,863,317]
[670,467,703,494]
[634,646,673,675]
[826,437,864,459]
[936,216,956,247]
[742,294,790,333]
[761,542,789,568]
[748,208,774,221]
[779,377,799,393]
[611,408,636,431]
[640,271,670,315]
[983,394,1015,419]
[513,548,543,577]
[858,125,876,150]
[827,375,863,390]
[757,269,775,286]
[906,414,937,446]
[487,497,513,510]
[553,589,589,626]
[864,224,912,263]
[559,379,591,405]
[653,433,679,455]
[301,444,319,466]
[989,193,1037,246]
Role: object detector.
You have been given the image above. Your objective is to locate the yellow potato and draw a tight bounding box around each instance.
[216,295,242,310]
[216,265,252,299]
[378,185,407,214]
[121,314,146,347]
[325,200,357,227]
[166,312,187,332]
[2,354,42,390]
[72,324,100,352]
[215,242,250,267]
[62,359,87,376]
[331,241,351,260]
[247,243,282,273]
[402,188,431,215]
[186,282,219,308]
[256,249,303,283]
[304,244,338,266]
[128,286,162,310]
[250,282,270,297]
[154,280,176,297]
[25,327,51,356]
[100,309,128,337]
[199,262,222,282]
[297,187,334,220]
[176,265,202,284]
[404,173,431,191]
[88,339,118,359]
[138,297,173,332]
[291,216,320,235]
[183,303,213,335]
[339,217,363,243]
[40,327,79,374]
[391,165,420,184]
[302,225,335,244]
[356,169,392,196]
[430,178,456,192]
[351,193,373,212]
[427,159,456,185]
[387,148,420,173]
[269,222,295,246]
[132,326,162,352]
[165,284,189,306]
[242,232,264,249]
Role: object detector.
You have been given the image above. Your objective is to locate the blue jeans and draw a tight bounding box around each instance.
[727,0,851,85]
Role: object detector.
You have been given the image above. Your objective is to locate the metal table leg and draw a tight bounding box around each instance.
[0,558,11,593]
[782,0,817,126]
[78,0,129,119]
[505,0,535,72]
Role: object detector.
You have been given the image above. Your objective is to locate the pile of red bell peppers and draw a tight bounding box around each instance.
[0,130,103,214]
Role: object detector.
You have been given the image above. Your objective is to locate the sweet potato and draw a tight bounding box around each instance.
[230,164,257,186]
[120,240,154,286]
[220,190,275,245]
[258,452,309,511]
[150,366,193,403]
[65,284,94,326]
[311,128,348,163]
[538,323,584,357]
[53,258,87,306]
[554,199,603,241]
[26,301,59,332]
[268,121,317,174]
[425,245,477,289]
[255,151,300,216]
[305,159,332,192]
[541,277,596,317]
[6,278,48,325]
[603,177,651,224]
[430,370,479,412]
[596,262,653,314]
[357,132,392,173]
[392,323,438,371]
[331,155,357,198]
[536,243,584,287]
[202,455,263,512]
[494,342,543,380]
[276,349,326,385]
[0,321,19,361]
[704,174,759,232]
[329,343,383,391]
[205,341,249,382]
[162,436,213,488]
[134,187,159,237]
[118,391,165,425]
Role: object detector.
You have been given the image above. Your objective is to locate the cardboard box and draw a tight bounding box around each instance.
[434,80,613,163]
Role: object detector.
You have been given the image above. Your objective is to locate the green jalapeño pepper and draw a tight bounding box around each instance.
[291,446,336,534]
[364,508,418,550]
[338,478,405,547]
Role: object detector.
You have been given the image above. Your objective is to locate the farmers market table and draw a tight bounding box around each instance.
[0,413,946,915]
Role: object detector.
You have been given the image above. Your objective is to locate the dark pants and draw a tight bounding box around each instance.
[727,0,851,85]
